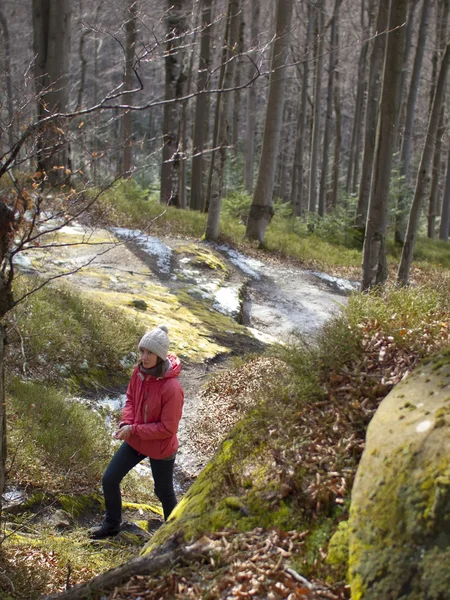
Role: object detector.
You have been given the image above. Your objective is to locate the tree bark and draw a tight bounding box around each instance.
[290,3,314,217]
[439,147,450,242]
[32,0,72,185]
[160,0,188,207]
[356,0,389,233]
[245,0,294,242]
[331,4,342,211]
[190,0,213,211]
[118,0,138,176]
[361,0,408,291]
[308,1,325,214]
[395,0,432,244]
[427,107,445,239]
[205,0,241,240]
[318,0,342,217]
[243,0,260,195]
[397,40,450,285]
[0,7,15,151]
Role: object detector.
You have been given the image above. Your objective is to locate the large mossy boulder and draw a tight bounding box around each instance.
[349,349,450,600]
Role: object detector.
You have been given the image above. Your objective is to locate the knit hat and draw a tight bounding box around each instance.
[138,325,170,360]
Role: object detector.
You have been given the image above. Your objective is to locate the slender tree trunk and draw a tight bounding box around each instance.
[346,26,370,194]
[205,0,241,240]
[362,0,408,291]
[118,0,138,175]
[439,148,450,241]
[428,108,445,238]
[395,0,432,243]
[190,0,213,211]
[308,1,325,214]
[232,15,245,156]
[160,0,188,206]
[356,0,389,232]
[318,0,342,216]
[398,41,450,285]
[331,5,342,211]
[0,8,14,150]
[32,0,72,185]
[290,4,314,217]
[245,0,294,242]
[243,0,260,195]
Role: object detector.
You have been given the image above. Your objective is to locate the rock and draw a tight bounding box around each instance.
[48,509,73,529]
[349,349,450,599]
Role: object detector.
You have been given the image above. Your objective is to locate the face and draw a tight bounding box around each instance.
[139,347,159,368]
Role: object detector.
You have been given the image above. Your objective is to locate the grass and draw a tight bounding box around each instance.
[6,380,112,491]
[7,276,144,388]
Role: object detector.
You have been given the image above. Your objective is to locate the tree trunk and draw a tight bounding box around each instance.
[346,26,370,194]
[356,0,389,232]
[439,148,450,242]
[232,15,245,156]
[160,0,188,207]
[190,0,213,211]
[397,41,450,285]
[205,0,241,240]
[361,0,408,291]
[318,0,342,217]
[331,4,342,211]
[245,0,294,242]
[427,107,445,239]
[0,324,6,520]
[0,7,15,151]
[118,0,138,176]
[308,1,325,214]
[243,0,260,195]
[32,0,72,185]
[395,0,432,244]
[290,4,314,217]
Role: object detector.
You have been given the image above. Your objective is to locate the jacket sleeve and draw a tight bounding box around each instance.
[120,371,137,425]
[133,381,184,440]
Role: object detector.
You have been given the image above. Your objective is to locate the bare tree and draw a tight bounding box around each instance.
[245,0,294,242]
[439,147,450,241]
[32,0,72,184]
[362,0,408,290]
[398,40,450,285]
[190,0,214,211]
[318,0,342,217]
[395,0,432,244]
[243,0,260,195]
[160,0,188,207]
[205,0,241,241]
[308,0,325,214]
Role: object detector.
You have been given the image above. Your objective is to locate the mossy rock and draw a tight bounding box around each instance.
[349,349,450,599]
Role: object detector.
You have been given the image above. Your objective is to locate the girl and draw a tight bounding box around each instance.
[91,324,184,539]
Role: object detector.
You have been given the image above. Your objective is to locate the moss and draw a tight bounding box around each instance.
[175,244,229,274]
[58,493,103,518]
[122,501,163,517]
[326,520,350,582]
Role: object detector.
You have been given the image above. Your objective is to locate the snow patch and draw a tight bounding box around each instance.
[215,245,263,279]
[112,228,172,274]
[212,286,241,318]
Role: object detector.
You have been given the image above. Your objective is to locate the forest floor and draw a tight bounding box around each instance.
[2,222,359,599]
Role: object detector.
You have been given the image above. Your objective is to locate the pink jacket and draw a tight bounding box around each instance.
[120,353,184,459]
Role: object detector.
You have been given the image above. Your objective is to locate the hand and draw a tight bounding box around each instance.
[114,425,132,440]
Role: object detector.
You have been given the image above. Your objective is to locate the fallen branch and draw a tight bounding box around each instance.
[41,534,184,600]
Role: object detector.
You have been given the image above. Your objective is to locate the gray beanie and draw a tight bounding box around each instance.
[138,325,170,360]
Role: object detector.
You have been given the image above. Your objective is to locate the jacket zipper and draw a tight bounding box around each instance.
[144,392,148,423]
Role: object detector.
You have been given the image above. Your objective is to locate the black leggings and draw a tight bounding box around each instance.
[102,442,177,526]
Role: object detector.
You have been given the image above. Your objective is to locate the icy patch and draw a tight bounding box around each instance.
[59,222,90,236]
[247,327,281,345]
[307,271,359,293]
[212,286,241,318]
[97,394,126,412]
[216,245,263,279]
[112,228,172,274]
[3,487,26,505]
[12,253,33,270]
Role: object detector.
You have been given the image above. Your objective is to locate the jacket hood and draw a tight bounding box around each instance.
[164,352,182,378]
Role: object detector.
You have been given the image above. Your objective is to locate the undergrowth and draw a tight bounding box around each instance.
[6,275,143,388]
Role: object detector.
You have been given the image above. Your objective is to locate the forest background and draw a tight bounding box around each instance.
[1,0,450,598]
